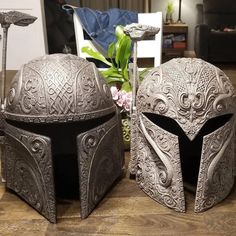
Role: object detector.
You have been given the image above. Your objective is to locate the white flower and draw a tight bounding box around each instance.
[110,86,119,101]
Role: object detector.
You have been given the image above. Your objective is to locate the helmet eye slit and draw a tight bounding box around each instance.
[197,113,233,137]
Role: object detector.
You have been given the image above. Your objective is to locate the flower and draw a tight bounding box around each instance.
[110,86,132,113]
[82,25,149,113]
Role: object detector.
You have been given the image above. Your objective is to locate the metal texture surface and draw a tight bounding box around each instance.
[5,122,56,223]
[0,11,37,104]
[5,54,116,122]
[0,10,37,182]
[4,54,124,222]
[130,58,236,212]
[124,23,160,41]
[78,112,123,218]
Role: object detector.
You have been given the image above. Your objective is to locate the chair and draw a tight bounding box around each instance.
[73,11,163,67]
[194,0,236,62]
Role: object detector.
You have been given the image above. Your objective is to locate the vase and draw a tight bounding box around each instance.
[165,12,173,24]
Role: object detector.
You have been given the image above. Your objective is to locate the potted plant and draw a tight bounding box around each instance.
[82,26,132,88]
[165,1,174,24]
[82,25,135,148]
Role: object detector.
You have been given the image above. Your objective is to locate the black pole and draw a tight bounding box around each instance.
[177,0,183,24]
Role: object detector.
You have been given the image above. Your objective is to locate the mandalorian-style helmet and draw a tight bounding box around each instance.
[129,58,235,212]
[4,54,124,223]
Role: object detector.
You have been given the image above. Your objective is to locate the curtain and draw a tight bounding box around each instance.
[75,0,150,12]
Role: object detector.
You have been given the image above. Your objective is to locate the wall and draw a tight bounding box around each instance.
[67,0,146,12]
[0,0,48,70]
[151,0,203,51]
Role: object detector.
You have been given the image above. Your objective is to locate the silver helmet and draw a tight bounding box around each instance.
[130,58,235,212]
[4,54,124,222]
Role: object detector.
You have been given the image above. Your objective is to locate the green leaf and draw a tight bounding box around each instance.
[106,76,126,84]
[121,81,132,92]
[122,65,129,81]
[101,67,123,78]
[108,42,115,60]
[115,25,125,40]
[119,36,132,73]
[82,46,112,66]
[81,25,135,91]
[115,25,127,66]
[115,37,132,75]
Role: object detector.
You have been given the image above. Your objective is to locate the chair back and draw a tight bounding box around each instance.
[73,11,163,68]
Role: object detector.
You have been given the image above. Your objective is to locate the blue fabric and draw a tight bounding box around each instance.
[74,7,138,53]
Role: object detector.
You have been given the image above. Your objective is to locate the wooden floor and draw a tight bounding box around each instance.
[0,63,236,236]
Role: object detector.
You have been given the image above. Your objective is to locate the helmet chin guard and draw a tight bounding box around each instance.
[130,58,235,212]
[4,54,124,222]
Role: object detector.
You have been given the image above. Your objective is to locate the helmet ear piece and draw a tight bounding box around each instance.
[132,58,236,212]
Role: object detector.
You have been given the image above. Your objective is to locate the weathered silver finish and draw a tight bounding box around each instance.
[195,117,235,212]
[0,11,37,105]
[78,110,123,218]
[4,54,124,222]
[5,54,115,122]
[0,10,37,181]
[124,23,160,41]
[124,23,160,177]
[131,58,236,212]
[124,23,160,110]
[5,122,56,223]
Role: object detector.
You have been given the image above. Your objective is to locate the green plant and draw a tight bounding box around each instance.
[166,1,174,14]
[82,25,132,92]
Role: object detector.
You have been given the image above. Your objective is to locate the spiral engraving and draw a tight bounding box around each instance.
[137,58,235,140]
[5,123,56,223]
[195,118,235,212]
[121,117,131,143]
[7,88,15,105]
[135,114,185,212]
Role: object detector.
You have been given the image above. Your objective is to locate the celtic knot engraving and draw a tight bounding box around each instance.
[5,54,115,123]
[19,66,46,114]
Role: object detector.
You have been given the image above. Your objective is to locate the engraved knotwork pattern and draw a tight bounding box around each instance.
[78,114,123,218]
[5,123,56,223]
[19,66,47,115]
[136,114,185,212]
[137,58,235,140]
[5,54,115,123]
[195,119,235,212]
[76,64,113,112]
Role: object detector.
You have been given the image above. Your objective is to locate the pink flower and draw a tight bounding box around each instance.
[110,87,132,112]
[122,91,132,111]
